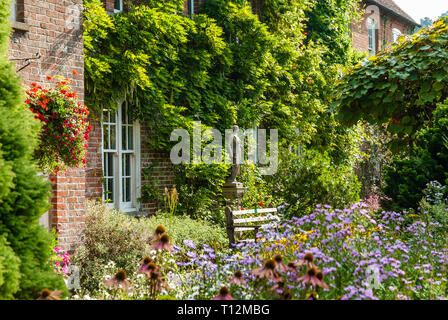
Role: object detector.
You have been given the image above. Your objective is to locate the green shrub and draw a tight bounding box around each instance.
[72,201,227,294]
[239,162,274,209]
[175,163,228,225]
[383,100,448,210]
[271,148,361,216]
[0,0,66,299]
[0,236,20,299]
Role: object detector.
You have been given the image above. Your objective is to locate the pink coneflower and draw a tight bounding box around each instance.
[149,225,166,242]
[315,270,329,289]
[148,270,171,291]
[287,261,298,273]
[104,269,132,293]
[152,233,174,252]
[212,287,235,300]
[274,254,288,273]
[229,270,246,285]
[297,267,327,288]
[292,252,316,269]
[37,288,62,300]
[252,259,280,280]
[138,257,158,276]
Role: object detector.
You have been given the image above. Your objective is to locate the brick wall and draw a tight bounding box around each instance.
[9,0,85,252]
[352,2,415,54]
[50,168,86,253]
[85,117,103,201]
[139,123,176,214]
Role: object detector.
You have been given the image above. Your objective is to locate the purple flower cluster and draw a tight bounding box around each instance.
[172,201,448,300]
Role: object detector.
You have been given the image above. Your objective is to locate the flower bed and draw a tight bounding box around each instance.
[72,202,448,300]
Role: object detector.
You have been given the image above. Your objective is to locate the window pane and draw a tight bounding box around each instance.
[122,104,128,124]
[128,126,133,150]
[107,153,114,177]
[125,178,131,202]
[106,179,114,202]
[10,0,16,21]
[126,154,131,176]
[103,125,109,149]
[114,0,122,11]
[110,125,116,149]
[103,109,109,123]
[122,125,127,150]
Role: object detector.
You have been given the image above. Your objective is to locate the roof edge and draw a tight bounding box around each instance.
[367,0,420,27]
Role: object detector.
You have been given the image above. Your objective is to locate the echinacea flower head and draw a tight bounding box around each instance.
[292,252,316,269]
[297,267,325,288]
[152,233,174,252]
[103,269,132,292]
[212,287,234,300]
[274,254,288,272]
[315,270,329,289]
[148,269,171,291]
[138,257,158,276]
[287,262,298,273]
[252,259,280,280]
[149,225,167,242]
[37,288,62,300]
[229,270,246,285]
[155,225,166,236]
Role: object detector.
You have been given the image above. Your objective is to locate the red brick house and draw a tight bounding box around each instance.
[352,0,419,55]
[7,0,260,252]
[8,0,85,252]
[7,0,418,251]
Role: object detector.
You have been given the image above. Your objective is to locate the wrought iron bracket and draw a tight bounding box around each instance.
[10,52,42,72]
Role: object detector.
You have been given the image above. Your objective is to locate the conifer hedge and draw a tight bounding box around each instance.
[0,0,66,299]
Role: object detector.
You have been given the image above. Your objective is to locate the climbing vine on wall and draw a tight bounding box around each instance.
[84,0,365,216]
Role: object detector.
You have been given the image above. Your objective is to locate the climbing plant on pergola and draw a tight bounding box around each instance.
[335,17,448,150]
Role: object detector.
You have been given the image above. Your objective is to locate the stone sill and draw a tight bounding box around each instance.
[10,21,29,32]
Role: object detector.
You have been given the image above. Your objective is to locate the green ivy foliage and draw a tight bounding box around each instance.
[304,0,362,64]
[0,0,67,299]
[84,0,364,216]
[336,17,448,150]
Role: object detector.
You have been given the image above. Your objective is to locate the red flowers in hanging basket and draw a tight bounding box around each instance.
[25,76,91,174]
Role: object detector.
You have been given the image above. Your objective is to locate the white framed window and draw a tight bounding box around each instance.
[367,18,377,56]
[188,0,194,16]
[102,103,140,212]
[392,28,402,42]
[9,0,16,21]
[114,0,123,13]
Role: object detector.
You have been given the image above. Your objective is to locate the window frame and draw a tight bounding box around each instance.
[188,0,194,16]
[101,103,140,213]
[114,0,123,14]
[392,28,402,42]
[367,17,377,56]
[9,0,16,21]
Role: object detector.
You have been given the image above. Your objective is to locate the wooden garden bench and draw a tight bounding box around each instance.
[225,206,280,245]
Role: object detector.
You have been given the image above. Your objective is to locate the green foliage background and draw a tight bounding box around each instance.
[383,100,448,210]
[336,17,448,151]
[84,0,364,217]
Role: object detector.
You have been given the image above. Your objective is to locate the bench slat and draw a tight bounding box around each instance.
[234,215,279,224]
[235,227,258,232]
[232,208,277,216]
